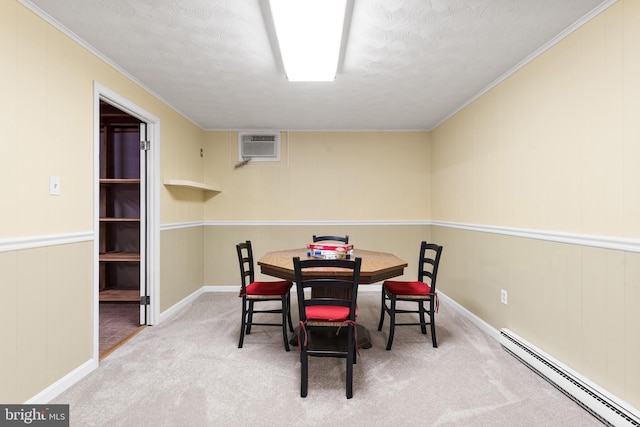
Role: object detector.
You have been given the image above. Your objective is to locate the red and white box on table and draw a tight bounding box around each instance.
[306,243,354,260]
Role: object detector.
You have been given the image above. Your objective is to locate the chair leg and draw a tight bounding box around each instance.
[385,295,396,351]
[286,292,294,332]
[430,303,438,348]
[377,288,386,331]
[246,300,254,334]
[281,295,291,352]
[300,331,308,398]
[346,327,354,399]
[418,301,427,334]
[238,298,247,348]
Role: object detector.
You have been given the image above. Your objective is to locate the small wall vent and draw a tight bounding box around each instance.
[238,132,280,162]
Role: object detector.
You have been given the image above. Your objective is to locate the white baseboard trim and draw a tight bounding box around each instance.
[203,284,384,294]
[29,285,500,405]
[203,285,237,293]
[437,291,500,341]
[27,358,97,404]
[157,287,206,324]
[358,284,383,292]
[204,287,493,339]
[500,328,640,426]
[38,289,209,403]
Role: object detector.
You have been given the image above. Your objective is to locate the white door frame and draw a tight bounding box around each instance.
[93,82,160,360]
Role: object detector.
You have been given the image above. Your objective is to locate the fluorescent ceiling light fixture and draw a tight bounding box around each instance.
[269,0,347,82]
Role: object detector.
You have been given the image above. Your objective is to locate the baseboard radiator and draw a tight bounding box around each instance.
[499,329,640,427]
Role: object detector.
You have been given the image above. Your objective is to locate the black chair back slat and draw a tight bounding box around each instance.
[311,235,350,244]
[235,240,293,351]
[378,241,443,350]
[292,256,362,398]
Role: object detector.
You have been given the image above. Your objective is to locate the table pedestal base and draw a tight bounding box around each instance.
[289,324,372,350]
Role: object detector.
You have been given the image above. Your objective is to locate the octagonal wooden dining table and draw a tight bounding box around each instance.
[257,248,408,349]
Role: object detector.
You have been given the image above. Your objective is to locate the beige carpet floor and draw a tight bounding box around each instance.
[52,291,603,426]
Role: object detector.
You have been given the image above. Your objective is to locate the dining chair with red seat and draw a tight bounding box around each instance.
[293,256,362,399]
[236,240,294,351]
[377,241,443,350]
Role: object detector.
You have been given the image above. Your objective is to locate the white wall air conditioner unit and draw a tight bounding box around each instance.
[238,132,280,162]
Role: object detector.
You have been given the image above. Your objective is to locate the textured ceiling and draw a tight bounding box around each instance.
[24,0,611,131]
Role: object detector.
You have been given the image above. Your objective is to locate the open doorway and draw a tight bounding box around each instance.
[94,83,159,360]
[98,100,145,358]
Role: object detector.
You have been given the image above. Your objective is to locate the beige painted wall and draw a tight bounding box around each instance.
[431,0,640,407]
[433,227,640,405]
[0,2,207,238]
[160,118,207,225]
[1,0,206,402]
[203,131,431,220]
[160,227,205,313]
[0,242,93,403]
[0,3,93,238]
[204,224,431,287]
[3,0,638,414]
[432,1,640,237]
[201,130,433,292]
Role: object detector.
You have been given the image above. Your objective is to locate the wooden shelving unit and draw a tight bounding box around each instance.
[99,103,142,303]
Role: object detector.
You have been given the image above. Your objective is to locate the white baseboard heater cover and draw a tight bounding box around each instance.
[499,328,640,427]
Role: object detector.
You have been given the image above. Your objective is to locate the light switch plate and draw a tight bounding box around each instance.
[49,176,61,196]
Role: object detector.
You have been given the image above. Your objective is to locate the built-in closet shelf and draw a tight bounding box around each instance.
[100,252,141,262]
[99,289,140,302]
[100,178,140,184]
[163,179,222,192]
[99,102,142,304]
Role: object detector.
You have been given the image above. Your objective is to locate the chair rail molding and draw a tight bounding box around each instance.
[204,220,431,226]
[431,220,640,253]
[161,220,640,253]
[160,221,206,231]
[0,231,93,253]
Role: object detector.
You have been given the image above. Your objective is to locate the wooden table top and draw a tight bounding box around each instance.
[257,248,408,284]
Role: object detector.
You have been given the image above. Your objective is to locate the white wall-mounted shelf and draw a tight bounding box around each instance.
[163,179,221,193]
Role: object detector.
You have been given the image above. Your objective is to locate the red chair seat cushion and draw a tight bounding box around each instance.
[245,280,292,296]
[384,280,432,296]
[306,305,358,322]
